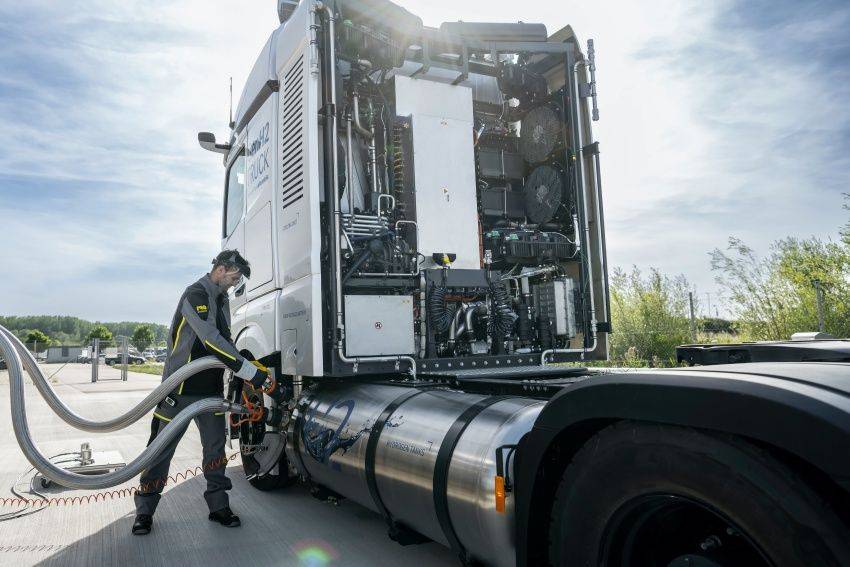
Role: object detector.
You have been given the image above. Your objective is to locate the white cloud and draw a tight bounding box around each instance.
[1,0,847,324]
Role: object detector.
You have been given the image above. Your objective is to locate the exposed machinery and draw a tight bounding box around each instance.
[3,1,850,566]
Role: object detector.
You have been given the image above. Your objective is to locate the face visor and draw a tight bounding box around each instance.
[213,251,251,289]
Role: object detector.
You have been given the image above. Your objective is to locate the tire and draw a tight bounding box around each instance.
[248,463,296,491]
[548,421,850,567]
[243,446,296,491]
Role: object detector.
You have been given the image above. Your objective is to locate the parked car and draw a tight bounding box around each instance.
[105,353,145,365]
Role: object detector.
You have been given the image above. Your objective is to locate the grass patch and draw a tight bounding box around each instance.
[114,363,164,376]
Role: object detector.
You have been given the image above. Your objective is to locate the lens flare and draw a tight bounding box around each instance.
[293,539,339,566]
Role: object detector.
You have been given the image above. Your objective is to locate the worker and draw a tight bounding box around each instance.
[132,250,275,535]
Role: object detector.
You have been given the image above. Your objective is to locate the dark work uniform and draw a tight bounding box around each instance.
[134,274,258,516]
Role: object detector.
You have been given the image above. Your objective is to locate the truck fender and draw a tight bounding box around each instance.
[234,323,275,362]
[514,363,850,566]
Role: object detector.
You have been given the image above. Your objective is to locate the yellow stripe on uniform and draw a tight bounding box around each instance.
[174,317,188,394]
[153,412,172,422]
[204,340,236,361]
[173,317,187,350]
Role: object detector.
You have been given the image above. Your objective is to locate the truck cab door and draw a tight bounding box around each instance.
[222,148,248,328]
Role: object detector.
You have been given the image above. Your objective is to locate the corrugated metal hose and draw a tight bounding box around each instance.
[0,324,247,490]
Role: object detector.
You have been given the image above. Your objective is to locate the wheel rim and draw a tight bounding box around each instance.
[238,385,285,479]
[601,494,773,567]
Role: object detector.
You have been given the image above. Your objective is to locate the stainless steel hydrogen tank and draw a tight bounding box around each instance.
[289,383,545,567]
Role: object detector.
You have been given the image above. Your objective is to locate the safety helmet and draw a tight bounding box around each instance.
[212,250,251,279]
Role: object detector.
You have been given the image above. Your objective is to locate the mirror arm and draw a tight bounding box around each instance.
[198,132,232,155]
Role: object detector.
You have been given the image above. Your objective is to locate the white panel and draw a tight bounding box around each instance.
[273,44,323,375]
[280,329,297,375]
[237,291,277,359]
[394,76,480,269]
[344,295,415,356]
[394,74,473,121]
[245,202,273,291]
[276,50,320,285]
[278,273,323,376]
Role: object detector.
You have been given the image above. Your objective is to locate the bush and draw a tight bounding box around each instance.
[609,267,693,367]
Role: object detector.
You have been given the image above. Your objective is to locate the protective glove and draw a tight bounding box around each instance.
[248,361,277,395]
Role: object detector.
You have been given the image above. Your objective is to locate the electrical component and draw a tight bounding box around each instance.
[497,62,548,106]
[477,146,525,180]
[484,229,573,265]
[480,186,525,220]
[533,278,577,338]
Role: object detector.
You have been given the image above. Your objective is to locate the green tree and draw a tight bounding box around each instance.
[711,236,850,340]
[131,325,155,353]
[608,267,693,366]
[25,329,53,347]
[87,324,113,345]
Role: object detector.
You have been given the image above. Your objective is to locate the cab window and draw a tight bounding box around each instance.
[223,151,246,237]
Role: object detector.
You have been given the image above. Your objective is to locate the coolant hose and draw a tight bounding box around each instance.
[0,327,246,489]
[0,325,226,432]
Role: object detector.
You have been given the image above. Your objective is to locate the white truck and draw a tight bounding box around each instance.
[194,1,850,565]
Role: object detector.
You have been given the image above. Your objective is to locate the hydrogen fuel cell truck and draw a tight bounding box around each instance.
[194,1,850,565]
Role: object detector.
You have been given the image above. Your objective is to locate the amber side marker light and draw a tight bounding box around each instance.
[495,475,507,513]
[494,445,517,514]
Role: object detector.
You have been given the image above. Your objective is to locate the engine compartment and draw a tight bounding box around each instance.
[320,3,608,375]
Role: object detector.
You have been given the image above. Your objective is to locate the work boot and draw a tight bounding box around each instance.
[208,506,241,527]
[132,514,153,535]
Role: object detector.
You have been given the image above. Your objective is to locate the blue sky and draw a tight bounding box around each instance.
[1,0,848,324]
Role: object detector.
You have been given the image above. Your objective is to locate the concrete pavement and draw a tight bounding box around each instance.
[0,363,456,566]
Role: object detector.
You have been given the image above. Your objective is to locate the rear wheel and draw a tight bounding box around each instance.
[235,381,295,491]
[548,421,850,567]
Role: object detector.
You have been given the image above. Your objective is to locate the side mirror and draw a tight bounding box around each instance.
[198,132,232,155]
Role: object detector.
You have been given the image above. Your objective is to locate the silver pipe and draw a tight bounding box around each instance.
[0,328,246,489]
[1,327,229,433]
[448,304,466,344]
[345,114,355,216]
[352,93,378,197]
[465,303,485,345]
[353,219,420,278]
[351,93,373,139]
[378,194,395,214]
[542,59,598,364]
[368,98,379,194]
[571,213,581,253]
[501,265,559,281]
[308,4,320,77]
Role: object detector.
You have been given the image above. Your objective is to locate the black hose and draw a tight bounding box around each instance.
[428,283,454,334]
[342,249,372,285]
[488,281,516,337]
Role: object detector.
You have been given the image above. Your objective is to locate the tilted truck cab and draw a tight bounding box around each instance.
[195,1,850,565]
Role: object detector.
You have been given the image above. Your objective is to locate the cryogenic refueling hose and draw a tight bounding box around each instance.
[0,326,247,490]
[0,326,226,432]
